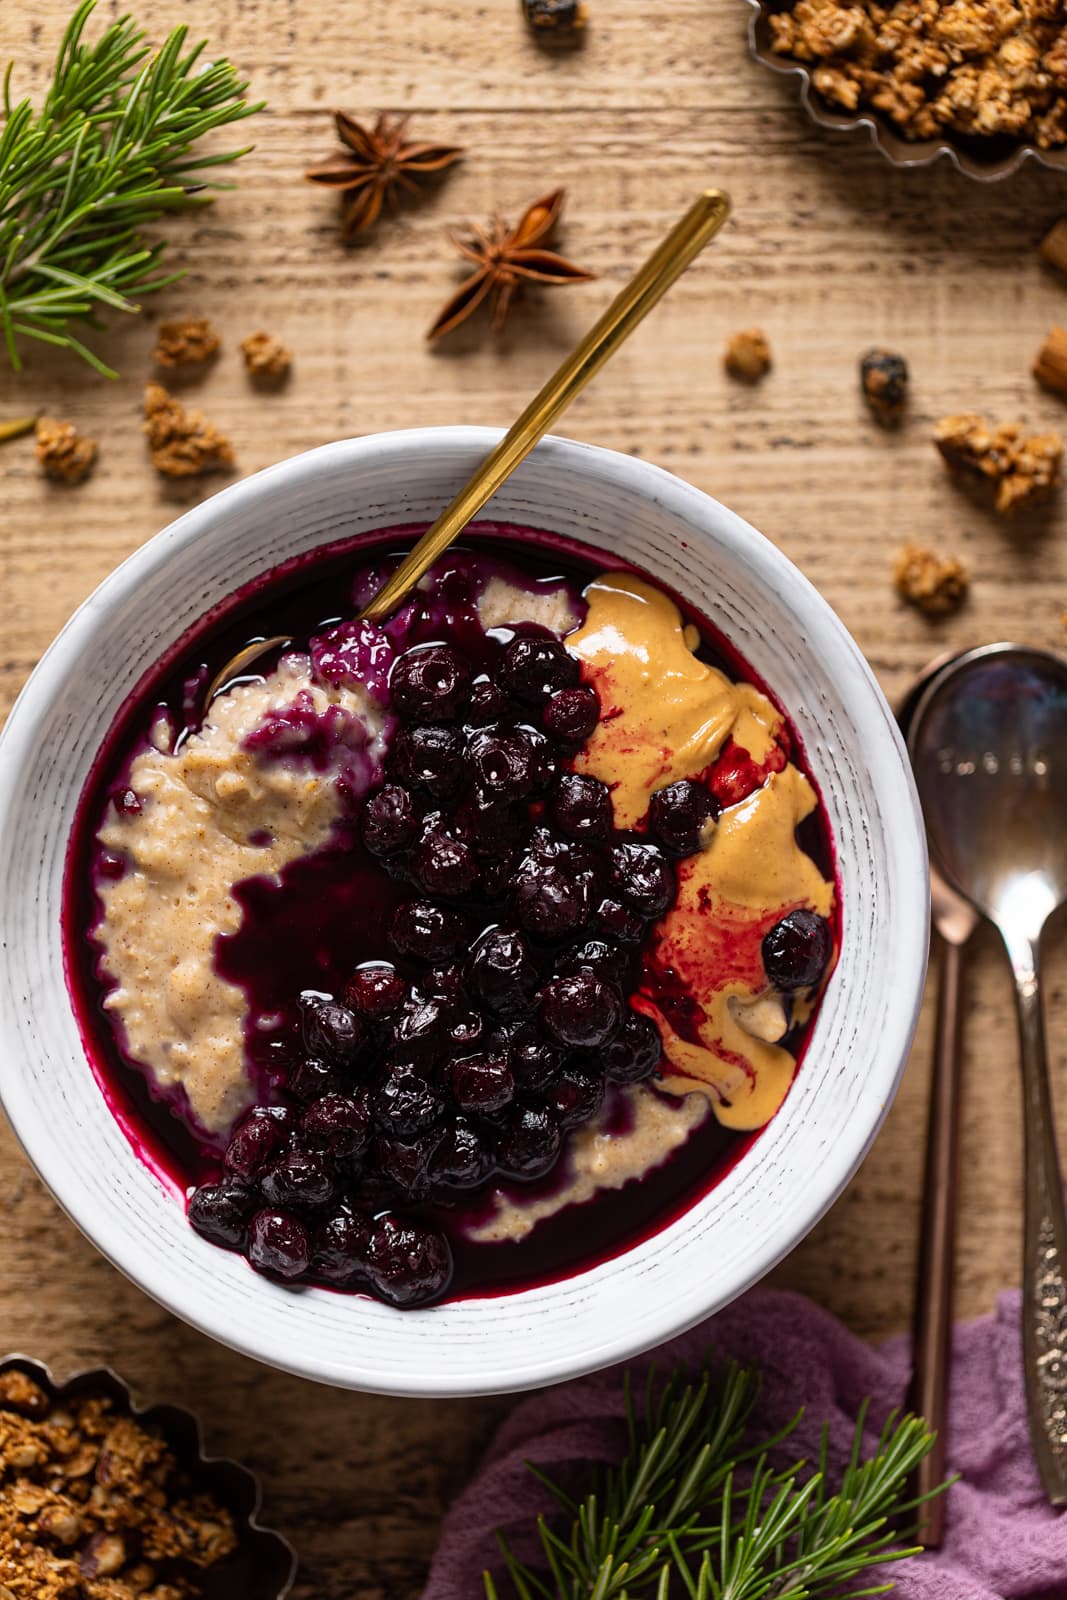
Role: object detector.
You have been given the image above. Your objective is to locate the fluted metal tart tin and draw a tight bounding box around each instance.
[0,1354,297,1599]
[744,0,1067,182]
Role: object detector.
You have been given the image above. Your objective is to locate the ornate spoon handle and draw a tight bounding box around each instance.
[1005,928,1067,1503]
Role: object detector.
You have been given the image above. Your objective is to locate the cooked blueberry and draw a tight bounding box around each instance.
[418,963,465,1009]
[430,1117,494,1190]
[466,678,510,724]
[364,1214,453,1308]
[502,1020,565,1091]
[603,1010,663,1083]
[374,1066,443,1137]
[389,900,469,962]
[391,724,464,797]
[541,970,623,1048]
[549,773,613,840]
[312,1205,372,1286]
[762,909,832,992]
[449,1009,486,1049]
[514,861,588,941]
[447,1050,515,1115]
[300,996,364,1066]
[542,685,600,746]
[411,823,479,899]
[300,1092,370,1158]
[552,1066,605,1127]
[368,1128,444,1199]
[609,840,677,919]
[495,1105,562,1180]
[260,1149,336,1210]
[469,927,540,1018]
[188,1179,255,1249]
[287,1055,344,1101]
[503,635,579,705]
[361,784,419,856]
[467,727,537,798]
[390,643,472,722]
[115,786,143,817]
[248,1209,311,1279]
[480,853,521,903]
[592,896,646,945]
[557,937,631,991]
[390,996,451,1061]
[344,962,407,1020]
[224,1105,295,1181]
[649,779,719,857]
[454,790,528,859]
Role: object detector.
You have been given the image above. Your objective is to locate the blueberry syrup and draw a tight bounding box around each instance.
[63,522,840,1305]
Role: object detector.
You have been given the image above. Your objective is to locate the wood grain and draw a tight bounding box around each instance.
[3,2,1067,1593]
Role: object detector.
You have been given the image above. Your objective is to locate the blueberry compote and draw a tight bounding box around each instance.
[65,524,837,1310]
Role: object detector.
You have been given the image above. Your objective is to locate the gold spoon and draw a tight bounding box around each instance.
[359,188,731,623]
[205,189,730,708]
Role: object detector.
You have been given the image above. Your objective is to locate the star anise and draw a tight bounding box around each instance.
[306,111,464,239]
[427,189,595,341]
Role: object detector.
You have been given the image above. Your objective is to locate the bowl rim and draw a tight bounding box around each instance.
[0,426,929,1394]
[743,0,1067,182]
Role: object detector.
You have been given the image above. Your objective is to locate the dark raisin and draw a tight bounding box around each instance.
[361,784,419,856]
[603,1010,663,1084]
[762,909,833,992]
[390,643,472,722]
[609,840,676,919]
[260,1149,336,1211]
[503,635,579,705]
[468,927,540,1018]
[860,348,908,426]
[495,1105,562,1181]
[549,772,613,840]
[649,779,719,857]
[187,1179,255,1249]
[344,962,407,1020]
[389,900,469,962]
[248,1209,311,1279]
[541,970,623,1048]
[364,1214,453,1308]
[447,1050,515,1115]
[542,685,599,745]
[224,1105,295,1181]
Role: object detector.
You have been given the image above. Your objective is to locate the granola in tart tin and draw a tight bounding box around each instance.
[744,0,1067,180]
[0,1357,295,1600]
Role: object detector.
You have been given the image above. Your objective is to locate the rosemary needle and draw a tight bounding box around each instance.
[0,416,36,442]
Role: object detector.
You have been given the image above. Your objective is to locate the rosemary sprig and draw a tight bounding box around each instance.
[0,0,263,377]
[485,1358,943,1600]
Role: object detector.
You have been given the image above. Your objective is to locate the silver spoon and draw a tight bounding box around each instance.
[909,641,1067,1505]
[898,655,980,1546]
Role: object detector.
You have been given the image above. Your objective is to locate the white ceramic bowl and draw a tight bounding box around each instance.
[0,428,928,1396]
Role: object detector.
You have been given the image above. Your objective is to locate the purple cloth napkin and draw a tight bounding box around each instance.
[423,1287,1067,1600]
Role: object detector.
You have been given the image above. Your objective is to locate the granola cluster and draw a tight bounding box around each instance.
[893,543,969,614]
[0,1369,236,1600]
[239,331,292,381]
[152,320,221,370]
[769,0,1067,148]
[934,412,1063,513]
[34,418,97,485]
[724,328,773,382]
[143,384,235,480]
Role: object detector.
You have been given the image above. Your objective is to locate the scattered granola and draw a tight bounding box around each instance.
[143,384,234,480]
[0,1369,237,1598]
[893,543,969,615]
[1033,325,1067,397]
[724,328,772,383]
[522,0,589,32]
[239,331,292,381]
[152,318,221,370]
[934,413,1063,514]
[768,1,1067,149]
[34,417,97,485]
[1040,217,1067,272]
[860,348,908,424]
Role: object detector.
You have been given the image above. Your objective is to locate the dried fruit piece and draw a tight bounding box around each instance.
[724,328,771,383]
[1040,218,1067,273]
[860,348,908,425]
[893,543,969,616]
[522,0,589,33]
[1033,325,1067,398]
[34,416,97,484]
[934,413,1062,515]
[152,316,220,368]
[143,382,234,479]
[240,330,292,380]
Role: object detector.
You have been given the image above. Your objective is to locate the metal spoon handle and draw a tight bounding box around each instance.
[909,934,966,1546]
[1003,927,1067,1503]
[359,188,731,623]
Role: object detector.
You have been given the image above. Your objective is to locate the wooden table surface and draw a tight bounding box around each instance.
[4,2,1067,1593]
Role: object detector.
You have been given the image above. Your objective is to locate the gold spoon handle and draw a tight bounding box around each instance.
[360,188,731,623]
